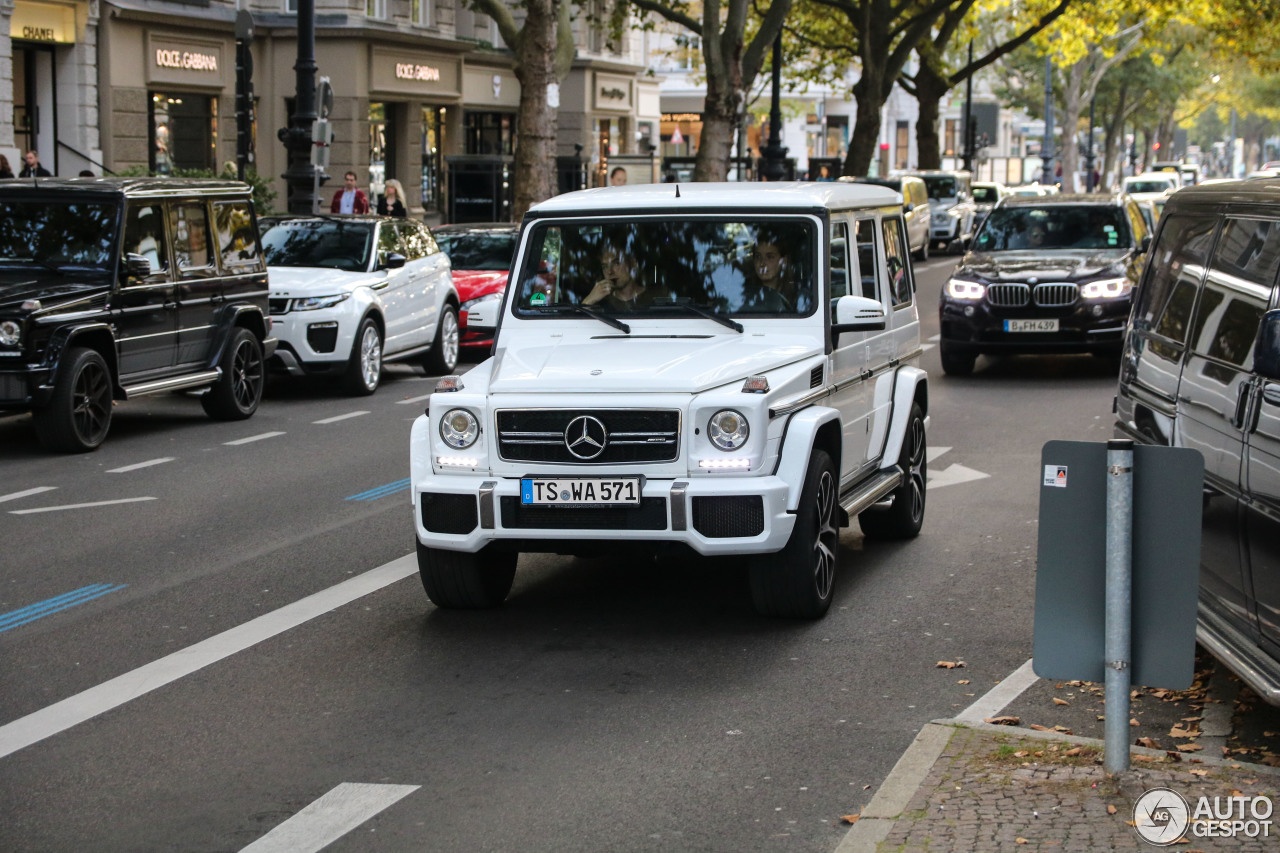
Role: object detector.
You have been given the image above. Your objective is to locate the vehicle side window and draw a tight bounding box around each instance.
[1189,218,1280,369]
[377,223,402,266]
[395,222,424,260]
[421,226,441,257]
[212,201,262,273]
[881,216,913,308]
[854,218,879,300]
[1132,215,1215,345]
[123,204,169,277]
[830,221,850,301]
[169,202,213,274]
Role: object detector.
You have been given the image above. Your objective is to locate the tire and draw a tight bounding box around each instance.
[859,402,927,540]
[343,316,382,396]
[749,448,838,619]
[939,342,976,376]
[201,327,264,420]
[423,304,459,376]
[417,540,516,609]
[33,347,113,453]
[914,236,929,261]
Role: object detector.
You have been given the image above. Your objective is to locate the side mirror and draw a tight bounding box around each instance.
[904,202,915,213]
[381,252,407,270]
[1254,309,1280,380]
[832,295,887,334]
[124,253,152,279]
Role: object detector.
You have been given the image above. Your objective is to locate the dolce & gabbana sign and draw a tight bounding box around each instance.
[371,48,460,98]
[147,34,229,88]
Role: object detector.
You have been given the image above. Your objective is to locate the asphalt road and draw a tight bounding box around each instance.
[5,255,1266,852]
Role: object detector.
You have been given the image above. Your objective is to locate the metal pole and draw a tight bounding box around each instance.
[1104,438,1134,775]
[1086,92,1096,191]
[1040,56,1055,186]
[760,36,788,182]
[962,40,974,172]
[277,0,319,214]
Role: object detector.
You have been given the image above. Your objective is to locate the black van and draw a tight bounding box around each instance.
[0,178,276,451]
[1115,178,1280,706]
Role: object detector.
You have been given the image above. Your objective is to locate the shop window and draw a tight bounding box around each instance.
[464,112,515,156]
[151,92,216,175]
[422,106,445,213]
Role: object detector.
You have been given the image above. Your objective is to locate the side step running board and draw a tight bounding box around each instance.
[839,468,903,517]
[123,369,221,399]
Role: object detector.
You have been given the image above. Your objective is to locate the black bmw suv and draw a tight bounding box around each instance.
[938,193,1150,375]
[0,178,276,451]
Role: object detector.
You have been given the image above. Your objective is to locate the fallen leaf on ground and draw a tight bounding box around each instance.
[1053,698,1070,706]
[1190,769,1208,777]
[1014,751,1029,758]
[1137,737,1160,748]
[840,814,860,825]
[1028,724,1051,731]
[1063,747,1082,756]
[1130,718,1141,726]
[1016,838,1029,845]
[937,661,966,669]
[985,716,1020,725]
[958,679,970,685]
[1169,726,1197,738]
[1177,743,1204,752]
[1052,725,1073,734]
[1166,751,1183,762]
[1107,804,1118,815]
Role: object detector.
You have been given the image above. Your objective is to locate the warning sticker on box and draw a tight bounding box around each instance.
[1044,465,1068,488]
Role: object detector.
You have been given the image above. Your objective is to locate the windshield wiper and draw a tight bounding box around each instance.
[649,300,743,332]
[532,303,630,334]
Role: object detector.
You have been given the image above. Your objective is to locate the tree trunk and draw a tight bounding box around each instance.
[696,76,740,181]
[509,2,559,219]
[843,76,885,177]
[913,62,950,170]
[1057,61,1085,193]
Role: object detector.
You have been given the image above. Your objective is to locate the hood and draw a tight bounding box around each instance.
[452,270,508,301]
[0,273,111,311]
[489,332,820,395]
[267,265,374,296]
[958,249,1131,282]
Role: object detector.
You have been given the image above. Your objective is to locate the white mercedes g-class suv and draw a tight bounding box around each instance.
[410,182,929,618]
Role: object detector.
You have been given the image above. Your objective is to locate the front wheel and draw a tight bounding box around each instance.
[914,236,929,261]
[33,347,113,452]
[859,402,927,539]
[202,328,264,420]
[423,305,459,376]
[417,540,516,609]
[749,448,838,619]
[939,342,976,377]
[343,317,382,396]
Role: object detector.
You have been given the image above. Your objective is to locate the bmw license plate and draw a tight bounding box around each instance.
[1005,319,1059,332]
[520,477,641,506]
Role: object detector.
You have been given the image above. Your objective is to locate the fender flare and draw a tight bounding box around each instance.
[879,366,929,470]
[776,405,842,512]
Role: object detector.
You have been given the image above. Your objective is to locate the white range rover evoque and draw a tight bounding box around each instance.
[410,182,929,618]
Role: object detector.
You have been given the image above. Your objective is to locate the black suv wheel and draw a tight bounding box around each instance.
[202,328,265,420]
[33,347,114,453]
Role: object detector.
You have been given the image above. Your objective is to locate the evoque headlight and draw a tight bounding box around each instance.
[439,408,479,448]
[291,293,351,311]
[0,320,20,347]
[708,409,749,451]
[946,279,986,300]
[1079,278,1132,299]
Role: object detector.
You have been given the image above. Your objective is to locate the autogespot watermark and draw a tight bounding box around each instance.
[1133,787,1274,845]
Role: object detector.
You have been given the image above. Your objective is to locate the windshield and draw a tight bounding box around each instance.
[512,218,818,318]
[972,186,1000,203]
[0,201,118,268]
[434,230,517,271]
[261,220,373,271]
[973,205,1133,252]
[1125,180,1173,194]
[921,176,962,200]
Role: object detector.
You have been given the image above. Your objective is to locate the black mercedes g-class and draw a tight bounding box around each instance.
[0,178,276,451]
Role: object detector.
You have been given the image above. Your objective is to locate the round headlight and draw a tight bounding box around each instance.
[0,320,20,347]
[439,408,479,448]
[708,409,749,451]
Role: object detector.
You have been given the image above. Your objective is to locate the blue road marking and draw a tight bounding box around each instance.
[345,478,412,501]
[0,584,128,633]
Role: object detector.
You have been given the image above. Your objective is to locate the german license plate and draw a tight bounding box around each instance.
[1005,318,1059,332]
[520,477,641,506]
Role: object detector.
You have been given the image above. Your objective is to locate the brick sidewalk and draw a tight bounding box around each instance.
[845,723,1280,852]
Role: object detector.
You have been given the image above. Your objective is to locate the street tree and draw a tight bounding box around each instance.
[629,0,794,181]
[466,0,575,218]
[901,0,1074,170]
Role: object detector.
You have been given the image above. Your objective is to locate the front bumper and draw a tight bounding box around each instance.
[267,304,356,374]
[414,470,796,556]
[939,295,1130,355]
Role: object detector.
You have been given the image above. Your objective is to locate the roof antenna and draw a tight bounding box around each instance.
[675,184,681,198]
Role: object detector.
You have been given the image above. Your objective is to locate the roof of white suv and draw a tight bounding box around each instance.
[529,181,902,215]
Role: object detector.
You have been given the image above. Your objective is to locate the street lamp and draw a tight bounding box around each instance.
[277,0,321,213]
[1040,56,1055,186]
[759,35,788,182]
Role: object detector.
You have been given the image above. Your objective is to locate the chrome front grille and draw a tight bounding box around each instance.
[1033,283,1078,307]
[986,284,1030,307]
[496,409,680,464]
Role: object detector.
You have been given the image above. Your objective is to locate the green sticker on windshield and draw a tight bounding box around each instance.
[531,292,547,306]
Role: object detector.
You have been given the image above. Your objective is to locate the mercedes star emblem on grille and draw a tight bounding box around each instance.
[564,415,608,460]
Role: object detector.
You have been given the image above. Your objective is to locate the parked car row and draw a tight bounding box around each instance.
[0,178,518,452]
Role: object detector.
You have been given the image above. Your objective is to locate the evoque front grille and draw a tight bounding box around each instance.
[496,409,680,464]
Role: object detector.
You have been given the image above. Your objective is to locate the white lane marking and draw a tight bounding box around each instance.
[313,411,370,425]
[9,496,158,515]
[955,659,1039,724]
[240,783,420,853]
[107,457,175,474]
[0,555,416,760]
[0,486,57,504]
[224,431,286,446]
[927,463,991,490]
[926,446,951,463]
[928,334,940,342]
[395,394,432,405]
[921,343,935,352]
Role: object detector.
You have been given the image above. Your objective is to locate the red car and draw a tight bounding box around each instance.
[432,223,518,358]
